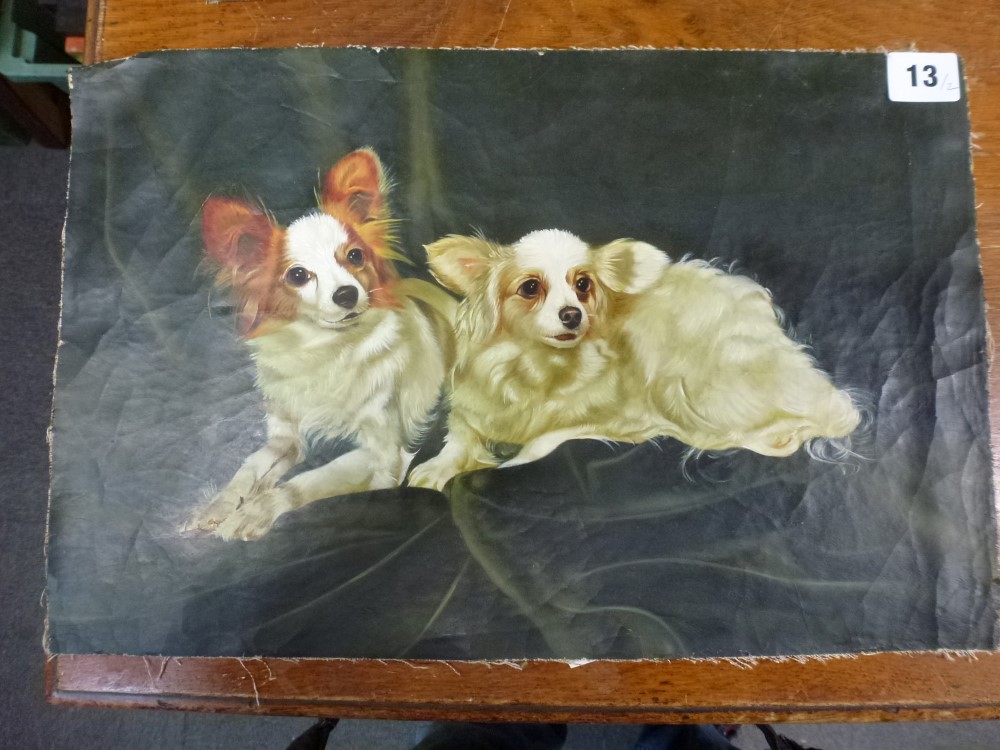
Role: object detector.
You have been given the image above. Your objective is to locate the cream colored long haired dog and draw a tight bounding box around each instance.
[186,150,453,540]
[408,229,860,491]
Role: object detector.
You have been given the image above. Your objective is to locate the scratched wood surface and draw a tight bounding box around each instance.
[47,651,1000,722]
[59,0,1000,722]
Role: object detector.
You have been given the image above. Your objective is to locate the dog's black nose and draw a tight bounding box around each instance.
[559,306,582,330]
[332,285,359,309]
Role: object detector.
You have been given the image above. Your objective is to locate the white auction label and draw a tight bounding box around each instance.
[887,52,961,103]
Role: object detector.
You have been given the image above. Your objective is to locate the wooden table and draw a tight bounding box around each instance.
[51,0,1000,724]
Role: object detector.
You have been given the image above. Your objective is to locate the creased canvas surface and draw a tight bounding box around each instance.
[48,48,994,659]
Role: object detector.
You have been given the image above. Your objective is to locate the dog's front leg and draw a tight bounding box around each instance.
[407,418,496,492]
[213,444,404,541]
[184,414,300,533]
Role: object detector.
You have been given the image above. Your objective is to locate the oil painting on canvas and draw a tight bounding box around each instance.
[47,48,994,661]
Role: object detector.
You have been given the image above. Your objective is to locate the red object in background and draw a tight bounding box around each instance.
[64,35,84,57]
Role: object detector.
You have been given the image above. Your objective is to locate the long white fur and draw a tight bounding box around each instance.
[408,229,860,491]
[187,215,450,541]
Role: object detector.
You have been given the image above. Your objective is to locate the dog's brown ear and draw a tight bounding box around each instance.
[592,240,667,294]
[202,197,277,274]
[425,235,495,296]
[322,149,386,223]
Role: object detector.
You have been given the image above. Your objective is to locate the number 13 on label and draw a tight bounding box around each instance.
[887,52,961,102]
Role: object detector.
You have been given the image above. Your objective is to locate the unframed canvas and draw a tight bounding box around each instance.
[47,48,995,662]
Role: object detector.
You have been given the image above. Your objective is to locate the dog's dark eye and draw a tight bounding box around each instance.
[285,266,311,287]
[575,276,592,294]
[518,279,541,299]
[347,247,365,267]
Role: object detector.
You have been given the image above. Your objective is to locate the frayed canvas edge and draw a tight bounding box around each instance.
[76,44,962,73]
[990,295,1000,650]
[51,648,996,676]
[43,69,76,659]
[958,53,1000,651]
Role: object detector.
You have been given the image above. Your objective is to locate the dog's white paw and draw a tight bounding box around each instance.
[407,458,460,492]
[213,487,295,542]
[742,418,821,457]
[182,485,248,533]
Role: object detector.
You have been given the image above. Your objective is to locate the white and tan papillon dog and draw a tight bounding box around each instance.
[187,149,453,540]
[408,229,860,491]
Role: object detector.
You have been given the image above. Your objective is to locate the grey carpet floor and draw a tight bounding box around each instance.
[1,141,998,749]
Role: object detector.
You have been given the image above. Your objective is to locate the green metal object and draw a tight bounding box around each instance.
[0,0,76,92]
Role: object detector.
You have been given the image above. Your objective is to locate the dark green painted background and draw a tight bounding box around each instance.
[48,49,994,659]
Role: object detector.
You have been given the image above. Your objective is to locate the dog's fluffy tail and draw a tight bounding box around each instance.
[803,387,874,469]
[678,387,873,480]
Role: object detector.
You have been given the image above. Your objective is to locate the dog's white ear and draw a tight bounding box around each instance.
[425,235,495,296]
[321,149,386,223]
[593,240,668,294]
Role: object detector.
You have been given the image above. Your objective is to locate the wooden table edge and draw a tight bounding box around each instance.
[46,650,1000,723]
[83,0,105,66]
